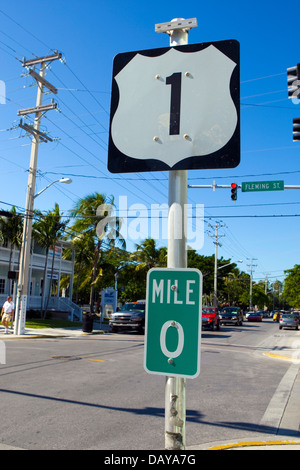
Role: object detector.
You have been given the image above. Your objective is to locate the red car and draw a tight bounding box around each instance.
[202,307,220,331]
[247,312,262,322]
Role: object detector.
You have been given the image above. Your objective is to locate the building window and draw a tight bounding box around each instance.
[0,279,5,294]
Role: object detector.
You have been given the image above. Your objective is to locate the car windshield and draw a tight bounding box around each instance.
[221,308,239,314]
[282,314,295,319]
[121,303,145,312]
[202,308,214,314]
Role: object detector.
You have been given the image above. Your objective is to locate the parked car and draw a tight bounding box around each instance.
[219,306,243,326]
[279,313,299,330]
[247,312,263,322]
[202,306,220,331]
[291,311,300,322]
[109,301,146,333]
[245,311,254,319]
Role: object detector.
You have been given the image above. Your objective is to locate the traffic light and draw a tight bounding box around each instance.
[287,64,300,100]
[231,183,237,201]
[293,118,300,142]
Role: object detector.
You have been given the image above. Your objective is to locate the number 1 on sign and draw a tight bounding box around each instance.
[166,72,181,135]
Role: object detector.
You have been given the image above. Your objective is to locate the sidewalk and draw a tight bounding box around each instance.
[1,322,300,450]
[188,330,300,451]
[0,320,110,339]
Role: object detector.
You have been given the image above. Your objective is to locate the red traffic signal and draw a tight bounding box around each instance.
[231,183,237,201]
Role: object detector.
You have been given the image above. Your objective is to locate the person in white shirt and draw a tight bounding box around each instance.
[1,296,14,334]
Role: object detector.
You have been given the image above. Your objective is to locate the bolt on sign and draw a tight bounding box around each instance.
[144,268,202,379]
[108,40,240,173]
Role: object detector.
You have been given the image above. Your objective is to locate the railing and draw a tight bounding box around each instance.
[0,294,82,322]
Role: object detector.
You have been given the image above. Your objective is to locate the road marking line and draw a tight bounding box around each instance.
[87,358,105,362]
[264,352,300,362]
[51,355,104,363]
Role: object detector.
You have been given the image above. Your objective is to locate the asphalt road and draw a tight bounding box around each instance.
[0,318,296,450]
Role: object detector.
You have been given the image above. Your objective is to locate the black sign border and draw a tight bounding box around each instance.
[108,40,240,174]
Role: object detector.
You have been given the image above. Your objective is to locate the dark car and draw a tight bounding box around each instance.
[202,306,220,331]
[109,301,146,333]
[219,306,243,326]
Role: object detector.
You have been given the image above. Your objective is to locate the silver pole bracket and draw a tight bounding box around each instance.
[155,18,198,35]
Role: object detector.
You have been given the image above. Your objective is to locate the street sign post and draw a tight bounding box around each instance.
[108,40,240,173]
[107,17,239,450]
[242,180,284,192]
[144,268,202,379]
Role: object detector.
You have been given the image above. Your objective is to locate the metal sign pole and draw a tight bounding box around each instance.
[156,17,197,450]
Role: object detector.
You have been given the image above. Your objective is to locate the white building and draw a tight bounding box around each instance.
[0,239,82,321]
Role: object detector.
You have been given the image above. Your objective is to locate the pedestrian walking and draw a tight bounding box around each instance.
[1,296,14,334]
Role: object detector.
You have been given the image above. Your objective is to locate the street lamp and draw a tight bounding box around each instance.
[213,260,243,307]
[217,260,243,271]
[33,178,72,199]
[14,177,72,335]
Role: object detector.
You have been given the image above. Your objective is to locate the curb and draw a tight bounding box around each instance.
[264,352,300,363]
[204,439,300,450]
[0,329,110,339]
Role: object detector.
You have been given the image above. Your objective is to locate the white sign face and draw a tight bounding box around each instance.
[108,40,240,173]
[112,46,236,166]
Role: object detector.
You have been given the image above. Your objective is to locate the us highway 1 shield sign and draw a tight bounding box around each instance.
[108,40,240,173]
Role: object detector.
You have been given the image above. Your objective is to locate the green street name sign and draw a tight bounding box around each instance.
[144,268,202,379]
[242,180,284,192]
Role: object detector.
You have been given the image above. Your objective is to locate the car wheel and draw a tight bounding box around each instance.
[210,322,215,331]
[279,325,282,330]
[216,321,220,331]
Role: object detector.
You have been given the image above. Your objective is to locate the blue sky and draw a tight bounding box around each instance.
[0,0,299,289]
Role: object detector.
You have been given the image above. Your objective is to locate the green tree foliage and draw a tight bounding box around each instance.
[69,192,125,312]
[0,206,23,292]
[32,203,68,318]
[283,265,300,307]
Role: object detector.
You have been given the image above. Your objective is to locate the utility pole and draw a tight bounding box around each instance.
[14,52,61,335]
[247,257,257,310]
[208,223,225,307]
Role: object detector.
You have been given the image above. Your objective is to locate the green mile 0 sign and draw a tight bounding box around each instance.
[144,268,202,379]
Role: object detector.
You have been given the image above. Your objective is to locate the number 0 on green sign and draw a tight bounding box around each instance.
[144,268,202,379]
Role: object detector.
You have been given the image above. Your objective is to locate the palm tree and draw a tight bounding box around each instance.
[70,192,125,312]
[32,203,68,318]
[63,233,95,304]
[0,206,23,293]
[131,238,167,271]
